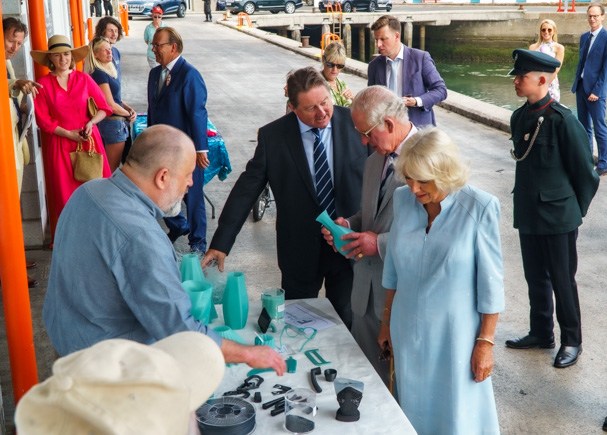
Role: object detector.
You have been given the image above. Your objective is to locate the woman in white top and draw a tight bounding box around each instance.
[529,19,565,101]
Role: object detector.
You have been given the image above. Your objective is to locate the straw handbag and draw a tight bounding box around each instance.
[70,136,103,182]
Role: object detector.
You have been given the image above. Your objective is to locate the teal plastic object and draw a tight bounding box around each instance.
[286,356,297,373]
[181,280,213,324]
[315,210,353,257]
[254,334,275,348]
[213,325,247,344]
[180,253,205,282]
[223,272,249,330]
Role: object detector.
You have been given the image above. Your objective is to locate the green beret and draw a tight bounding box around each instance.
[508,48,561,75]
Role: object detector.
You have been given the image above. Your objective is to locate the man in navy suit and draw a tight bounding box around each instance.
[203,67,367,327]
[147,27,209,252]
[368,15,447,127]
[572,3,607,176]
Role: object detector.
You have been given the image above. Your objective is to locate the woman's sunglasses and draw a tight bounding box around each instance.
[325,61,345,70]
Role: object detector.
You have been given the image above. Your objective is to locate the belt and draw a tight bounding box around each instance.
[106,115,128,121]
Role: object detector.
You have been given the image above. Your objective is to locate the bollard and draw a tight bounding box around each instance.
[87,18,94,42]
[119,3,129,36]
[301,35,310,48]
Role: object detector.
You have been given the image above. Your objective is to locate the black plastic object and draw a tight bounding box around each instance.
[270,403,285,416]
[324,368,337,382]
[336,386,363,422]
[310,367,322,393]
[257,307,271,333]
[272,384,292,395]
[262,397,285,410]
[253,392,262,403]
[196,397,256,434]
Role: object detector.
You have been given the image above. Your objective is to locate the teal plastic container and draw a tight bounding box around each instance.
[223,272,249,330]
[316,210,353,257]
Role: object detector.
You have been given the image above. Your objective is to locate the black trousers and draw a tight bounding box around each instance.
[519,230,581,346]
[281,241,353,328]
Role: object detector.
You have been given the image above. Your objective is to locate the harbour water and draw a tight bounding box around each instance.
[436,58,578,112]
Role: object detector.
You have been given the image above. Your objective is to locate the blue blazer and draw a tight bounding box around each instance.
[571,28,607,98]
[368,45,447,127]
[147,56,208,151]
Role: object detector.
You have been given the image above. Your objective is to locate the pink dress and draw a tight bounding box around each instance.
[34,70,113,239]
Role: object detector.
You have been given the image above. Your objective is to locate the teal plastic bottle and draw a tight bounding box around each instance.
[316,210,353,257]
[223,272,249,330]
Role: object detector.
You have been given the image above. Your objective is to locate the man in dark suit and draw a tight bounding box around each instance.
[203,67,367,327]
[506,49,599,368]
[367,15,447,127]
[322,86,416,386]
[571,3,607,176]
[147,27,209,252]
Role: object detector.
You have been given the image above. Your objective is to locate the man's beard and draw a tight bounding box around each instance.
[163,200,182,217]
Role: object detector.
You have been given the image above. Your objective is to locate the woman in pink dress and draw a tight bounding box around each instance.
[31,35,112,242]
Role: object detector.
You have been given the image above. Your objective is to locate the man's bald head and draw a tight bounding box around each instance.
[126,124,195,176]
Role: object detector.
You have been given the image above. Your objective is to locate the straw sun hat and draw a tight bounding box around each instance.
[30,34,90,65]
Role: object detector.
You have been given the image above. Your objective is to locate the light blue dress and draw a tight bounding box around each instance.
[383,185,504,435]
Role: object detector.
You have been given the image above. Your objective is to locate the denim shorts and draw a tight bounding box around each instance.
[97,118,129,145]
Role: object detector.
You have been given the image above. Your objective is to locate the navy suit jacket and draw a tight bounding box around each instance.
[147,56,208,151]
[209,107,367,283]
[368,45,447,127]
[572,28,607,98]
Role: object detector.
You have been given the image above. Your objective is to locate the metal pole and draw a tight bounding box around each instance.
[0,7,40,404]
[28,0,49,80]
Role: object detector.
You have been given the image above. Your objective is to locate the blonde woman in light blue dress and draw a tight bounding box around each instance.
[530,19,564,101]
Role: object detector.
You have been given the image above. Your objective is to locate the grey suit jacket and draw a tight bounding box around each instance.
[347,151,404,319]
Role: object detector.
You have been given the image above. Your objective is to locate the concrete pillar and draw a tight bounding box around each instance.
[321,23,330,39]
[420,25,426,51]
[291,29,301,42]
[404,21,413,48]
[369,27,376,57]
[359,25,366,62]
[344,24,352,58]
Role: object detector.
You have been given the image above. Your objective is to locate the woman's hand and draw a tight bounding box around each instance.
[378,321,392,353]
[471,340,494,383]
[343,87,354,100]
[82,121,94,138]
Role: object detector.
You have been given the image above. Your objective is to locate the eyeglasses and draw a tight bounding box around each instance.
[541,28,553,33]
[325,61,345,70]
[358,118,383,138]
[151,41,171,49]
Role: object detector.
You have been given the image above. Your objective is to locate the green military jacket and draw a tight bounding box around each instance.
[510,94,599,235]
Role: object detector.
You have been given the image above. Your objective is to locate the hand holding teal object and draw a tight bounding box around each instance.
[316,210,353,256]
[223,271,249,330]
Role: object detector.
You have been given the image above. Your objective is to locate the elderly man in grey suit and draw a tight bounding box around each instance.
[322,86,416,386]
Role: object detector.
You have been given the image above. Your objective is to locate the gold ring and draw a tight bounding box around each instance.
[357,253,363,259]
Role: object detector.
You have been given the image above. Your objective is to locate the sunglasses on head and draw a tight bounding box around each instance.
[325,61,345,70]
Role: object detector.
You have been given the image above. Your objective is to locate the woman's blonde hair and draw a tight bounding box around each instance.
[86,36,117,78]
[535,19,558,44]
[396,127,469,194]
[323,41,346,65]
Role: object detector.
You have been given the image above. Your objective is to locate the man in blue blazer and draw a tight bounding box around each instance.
[368,15,447,127]
[572,3,607,175]
[147,27,209,252]
[203,67,367,327]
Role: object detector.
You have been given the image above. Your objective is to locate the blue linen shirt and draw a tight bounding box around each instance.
[43,169,221,356]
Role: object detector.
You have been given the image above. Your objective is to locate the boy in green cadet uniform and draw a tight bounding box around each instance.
[505,49,599,368]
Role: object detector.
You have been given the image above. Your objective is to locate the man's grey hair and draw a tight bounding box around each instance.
[351,85,408,127]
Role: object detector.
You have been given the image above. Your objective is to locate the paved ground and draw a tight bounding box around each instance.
[1,12,607,434]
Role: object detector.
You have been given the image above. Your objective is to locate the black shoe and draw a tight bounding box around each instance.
[505,334,555,349]
[554,345,582,368]
[167,228,189,243]
[602,416,607,432]
[28,276,38,288]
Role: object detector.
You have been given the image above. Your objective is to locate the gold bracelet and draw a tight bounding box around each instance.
[475,337,495,346]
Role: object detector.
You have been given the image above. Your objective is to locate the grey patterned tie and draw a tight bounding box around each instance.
[311,128,336,218]
[378,152,397,208]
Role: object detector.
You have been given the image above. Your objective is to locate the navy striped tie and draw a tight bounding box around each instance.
[311,128,336,218]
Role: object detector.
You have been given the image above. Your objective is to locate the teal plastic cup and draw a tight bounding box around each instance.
[180,253,205,282]
[181,280,213,324]
[261,288,285,320]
